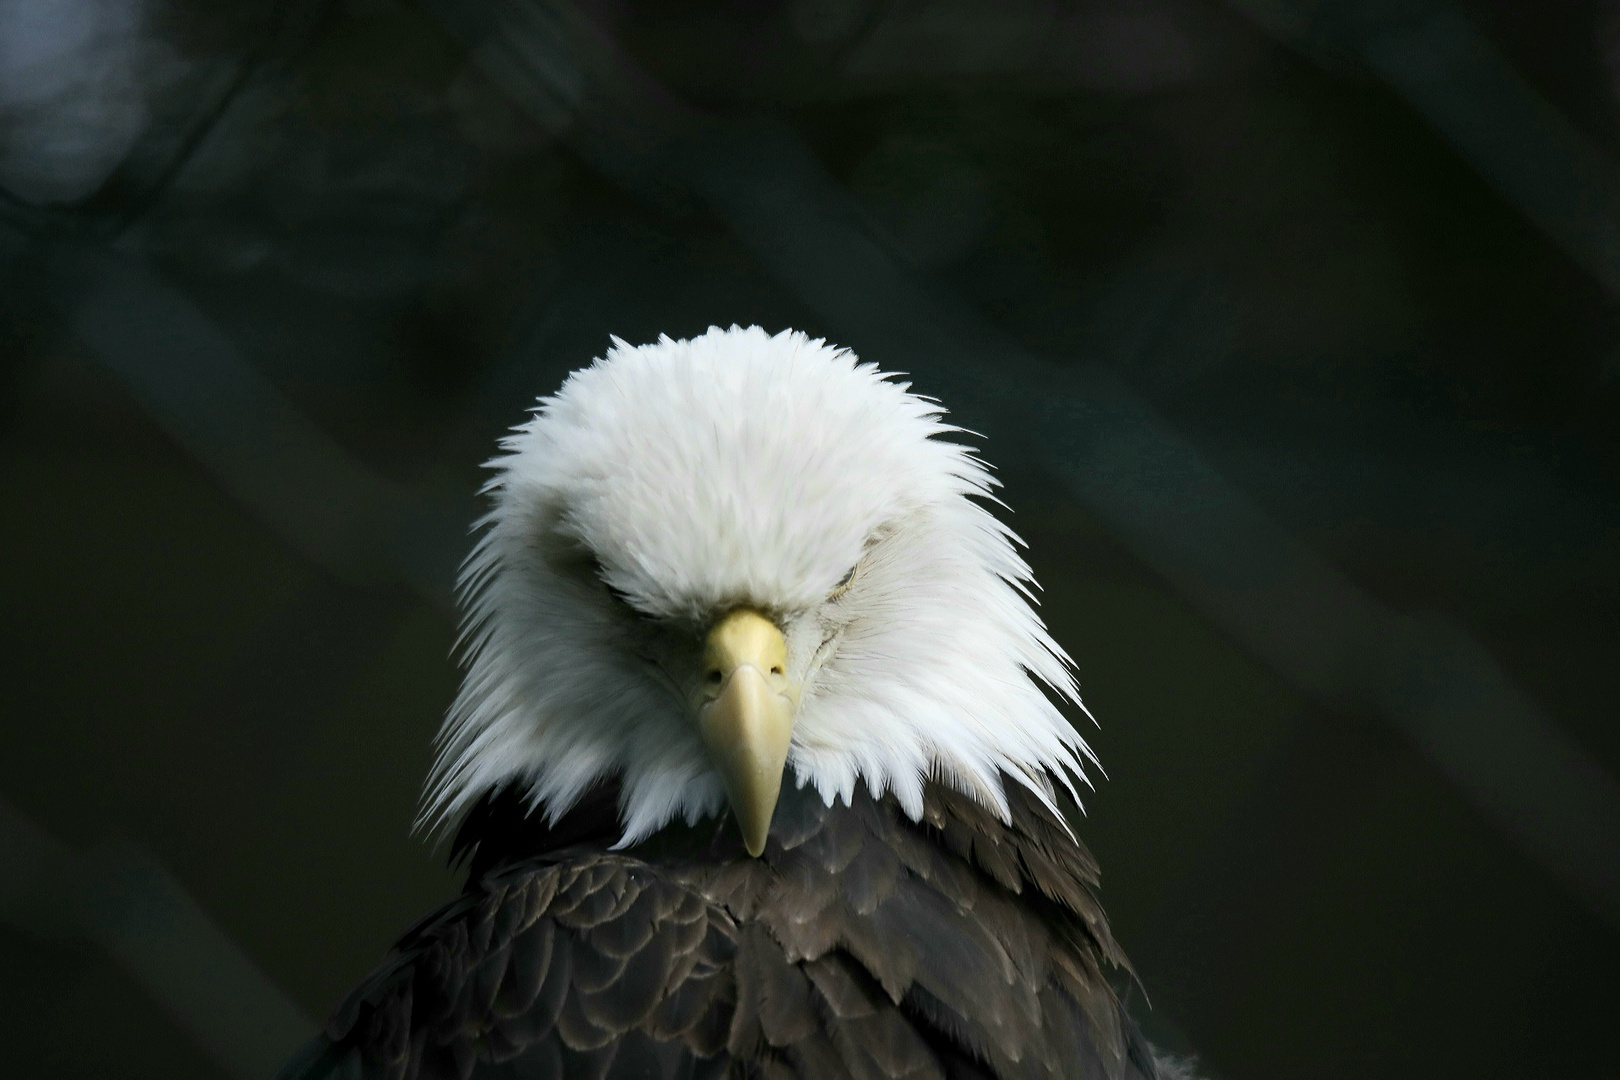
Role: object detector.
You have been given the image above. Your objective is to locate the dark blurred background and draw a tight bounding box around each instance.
[3,0,1619,1077]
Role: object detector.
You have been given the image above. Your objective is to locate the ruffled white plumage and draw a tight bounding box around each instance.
[424,325,1094,845]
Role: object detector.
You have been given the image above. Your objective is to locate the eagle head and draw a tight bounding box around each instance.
[425,325,1094,854]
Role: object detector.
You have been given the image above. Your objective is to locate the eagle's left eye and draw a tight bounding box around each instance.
[828,563,859,599]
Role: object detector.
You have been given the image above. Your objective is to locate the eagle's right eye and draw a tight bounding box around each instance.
[585,555,639,612]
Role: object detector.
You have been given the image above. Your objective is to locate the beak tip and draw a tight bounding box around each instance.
[737,808,772,857]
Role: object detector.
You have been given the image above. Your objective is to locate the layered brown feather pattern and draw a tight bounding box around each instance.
[321,777,1165,1080]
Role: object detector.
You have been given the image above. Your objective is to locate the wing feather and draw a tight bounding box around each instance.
[312,778,1175,1080]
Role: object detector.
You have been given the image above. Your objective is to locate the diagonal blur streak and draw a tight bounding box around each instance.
[1226,0,1620,297]
[0,798,315,1079]
[419,0,1620,929]
[0,216,476,614]
[0,209,467,1076]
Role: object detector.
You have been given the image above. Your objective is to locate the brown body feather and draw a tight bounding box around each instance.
[315,777,1170,1080]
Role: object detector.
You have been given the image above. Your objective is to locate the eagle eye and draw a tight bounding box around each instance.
[584,554,640,613]
[828,562,859,599]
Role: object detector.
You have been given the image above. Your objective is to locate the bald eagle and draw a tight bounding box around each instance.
[286,326,1196,1080]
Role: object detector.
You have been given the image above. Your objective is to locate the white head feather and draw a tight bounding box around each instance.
[425,325,1095,846]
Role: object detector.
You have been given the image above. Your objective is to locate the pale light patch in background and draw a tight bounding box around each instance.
[0,0,185,205]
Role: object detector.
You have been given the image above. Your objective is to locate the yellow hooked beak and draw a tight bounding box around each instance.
[695,609,798,857]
